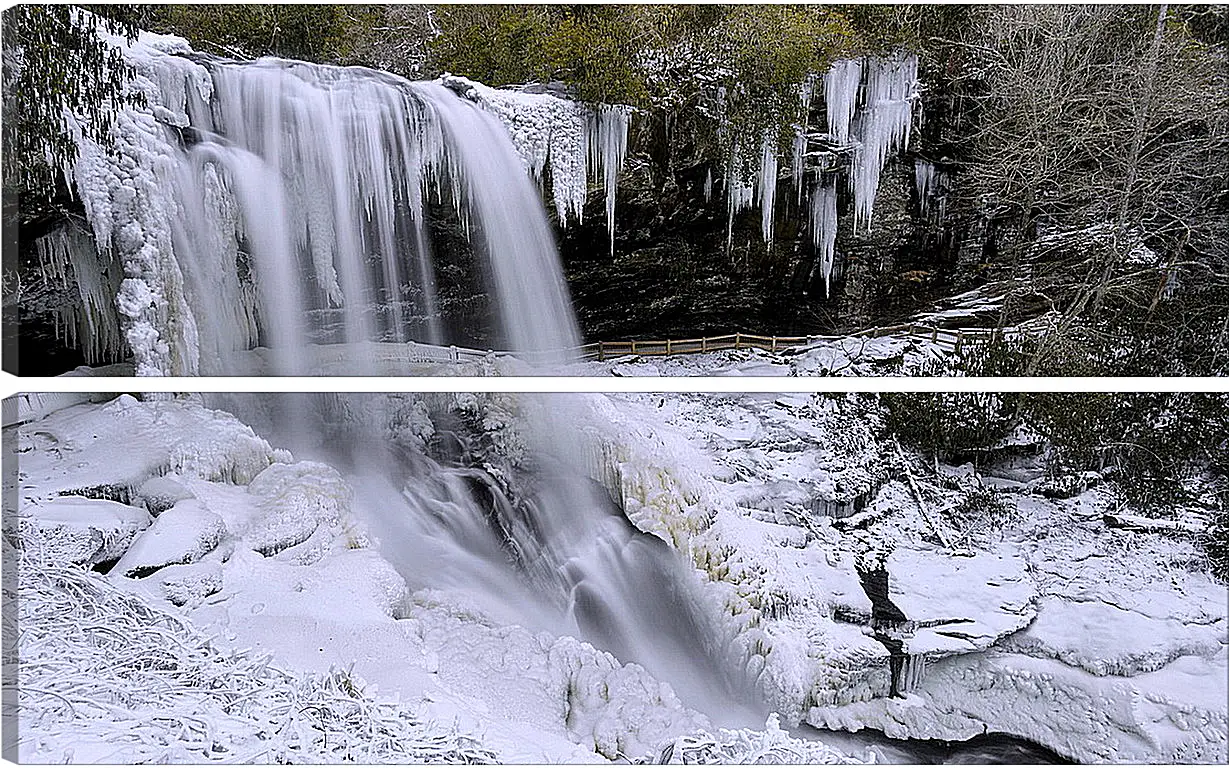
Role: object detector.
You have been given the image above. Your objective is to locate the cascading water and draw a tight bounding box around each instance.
[215,391,763,730]
[58,30,636,375]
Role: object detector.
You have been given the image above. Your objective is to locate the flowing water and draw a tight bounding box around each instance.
[211,392,1065,762]
[188,62,581,372]
[69,45,583,375]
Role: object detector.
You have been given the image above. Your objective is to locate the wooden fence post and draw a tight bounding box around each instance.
[735,333,742,350]
[702,337,708,353]
[631,340,638,355]
[599,341,606,361]
[771,336,777,352]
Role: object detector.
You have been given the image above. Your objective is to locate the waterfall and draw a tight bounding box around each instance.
[59,31,628,375]
[217,391,761,728]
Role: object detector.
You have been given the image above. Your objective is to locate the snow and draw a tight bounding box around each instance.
[20,496,151,566]
[568,332,949,378]
[112,499,226,577]
[11,392,1224,764]
[11,394,288,502]
[134,474,194,514]
[887,543,1037,656]
[10,533,497,764]
[565,391,1226,762]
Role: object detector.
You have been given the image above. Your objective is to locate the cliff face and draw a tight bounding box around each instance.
[556,110,1019,343]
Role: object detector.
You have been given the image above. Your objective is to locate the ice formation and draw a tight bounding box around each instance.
[824,59,863,145]
[791,128,808,202]
[849,53,919,233]
[53,26,639,374]
[810,178,839,296]
[440,76,632,244]
[914,158,937,216]
[721,52,917,282]
[757,133,779,245]
[593,105,633,254]
[33,219,124,364]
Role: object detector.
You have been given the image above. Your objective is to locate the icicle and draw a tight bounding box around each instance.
[900,653,927,694]
[34,220,125,364]
[810,178,838,297]
[592,104,631,256]
[703,169,713,203]
[757,132,778,246]
[726,144,755,252]
[850,52,918,233]
[914,158,936,216]
[823,59,862,144]
[791,128,807,201]
[794,73,816,203]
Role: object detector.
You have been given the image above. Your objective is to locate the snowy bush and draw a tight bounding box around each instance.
[652,714,868,764]
[8,526,496,764]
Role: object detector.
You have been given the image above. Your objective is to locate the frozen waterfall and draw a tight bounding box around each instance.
[850,53,919,233]
[57,32,636,375]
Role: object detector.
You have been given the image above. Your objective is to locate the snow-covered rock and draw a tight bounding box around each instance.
[19,496,151,566]
[13,395,288,504]
[242,461,357,558]
[888,543,1037,656]
[134,474,194,514]
[112,499,225,577]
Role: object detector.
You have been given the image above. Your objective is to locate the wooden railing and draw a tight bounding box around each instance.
[572,317,1054,361]
[263,317,1056,368]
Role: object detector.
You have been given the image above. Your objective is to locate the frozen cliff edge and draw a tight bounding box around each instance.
[565,391,1228,764]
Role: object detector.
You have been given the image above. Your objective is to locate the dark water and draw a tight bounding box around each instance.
[803,724,1071,764]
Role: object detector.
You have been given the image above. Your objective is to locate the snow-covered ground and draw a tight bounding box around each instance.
[566,335,950,377]
[572,391,1227,763]
[52,329,948,378]
[7,392,1226,763]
